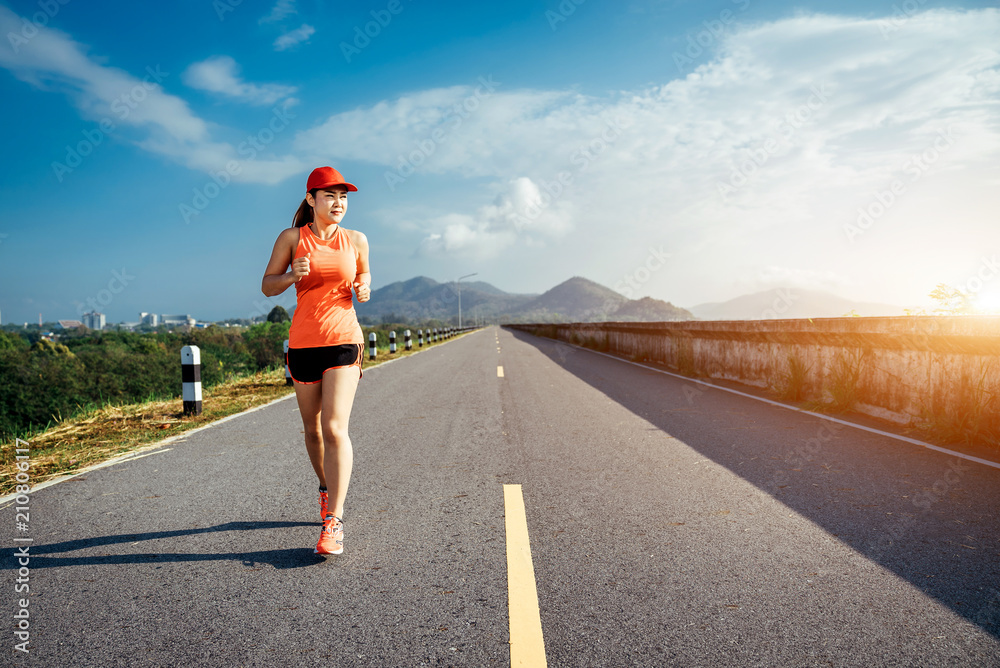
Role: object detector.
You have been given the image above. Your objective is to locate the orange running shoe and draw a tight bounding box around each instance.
[315,515,344,555]
[319,489,329,522]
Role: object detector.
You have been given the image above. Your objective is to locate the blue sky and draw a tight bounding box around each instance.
[1,0,998,324]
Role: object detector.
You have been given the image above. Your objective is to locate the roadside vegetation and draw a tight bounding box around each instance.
[1,314,473,495]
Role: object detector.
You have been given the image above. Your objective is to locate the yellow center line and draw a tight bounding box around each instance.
[503,484,547,667]
[498,365,505,377]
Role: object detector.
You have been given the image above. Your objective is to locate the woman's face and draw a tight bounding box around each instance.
[308,186,349,225]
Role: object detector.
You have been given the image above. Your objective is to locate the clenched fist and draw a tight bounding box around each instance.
[292,252,311,282]
[353,281,371,302]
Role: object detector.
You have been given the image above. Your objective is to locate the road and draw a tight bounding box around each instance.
[4,325,999,666]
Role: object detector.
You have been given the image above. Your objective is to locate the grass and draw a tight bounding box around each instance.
[915,360,1000,451]
[827,349,868,412]
[0,334,468,497]
[776,353,810,402]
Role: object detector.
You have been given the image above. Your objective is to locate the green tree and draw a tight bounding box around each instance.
[0,331,28,352]
[929,283,975,315]
[243,321,290,370]
[30,339,75,356]
[267,306,291,323]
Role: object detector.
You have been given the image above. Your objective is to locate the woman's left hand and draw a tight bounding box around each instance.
[353,281,371,302]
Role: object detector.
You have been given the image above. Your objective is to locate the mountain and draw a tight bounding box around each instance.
[611,296,692,321]
[351,275,694,325]
[354,276,537,324]
[688,287,905,320]
[506,276,627,322]
[336,277,903,325]
[506,277,693,322]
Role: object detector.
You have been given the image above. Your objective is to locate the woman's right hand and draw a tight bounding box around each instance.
[292,252,311,282]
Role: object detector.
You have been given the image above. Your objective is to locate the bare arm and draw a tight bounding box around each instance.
[261,228,308,297]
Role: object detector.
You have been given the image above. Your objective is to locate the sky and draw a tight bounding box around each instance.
[0,0,998,325]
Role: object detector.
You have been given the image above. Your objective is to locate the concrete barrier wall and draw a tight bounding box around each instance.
[505,317,1000,442]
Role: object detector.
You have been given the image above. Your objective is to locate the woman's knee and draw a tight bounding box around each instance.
[322,422,350,445]
[300,417,322,440]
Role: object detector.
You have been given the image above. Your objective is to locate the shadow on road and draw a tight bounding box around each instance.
[6,521,324,570]
[507,328,1000,640]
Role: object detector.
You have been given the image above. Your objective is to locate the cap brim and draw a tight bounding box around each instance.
[311,182,358,192]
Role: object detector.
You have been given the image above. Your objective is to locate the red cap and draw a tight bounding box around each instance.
[306,166,358,192]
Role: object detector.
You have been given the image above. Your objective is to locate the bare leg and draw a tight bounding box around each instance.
[293,380,326,488]
[320,365,361,519]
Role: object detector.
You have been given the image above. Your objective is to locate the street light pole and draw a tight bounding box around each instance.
[457,272,477,328]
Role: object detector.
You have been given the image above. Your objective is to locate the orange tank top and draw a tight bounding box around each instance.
[288,224,364,348]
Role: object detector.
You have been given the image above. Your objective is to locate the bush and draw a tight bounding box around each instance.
[0,346,88,438]
[242,322,291,371]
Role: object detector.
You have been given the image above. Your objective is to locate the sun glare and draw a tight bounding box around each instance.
[973,286,1000,314]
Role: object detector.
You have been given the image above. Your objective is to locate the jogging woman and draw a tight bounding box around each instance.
[261,166,371,556]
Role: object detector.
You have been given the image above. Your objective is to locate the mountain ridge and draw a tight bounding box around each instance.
[348,276,904,325]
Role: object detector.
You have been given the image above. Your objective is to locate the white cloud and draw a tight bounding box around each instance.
[0,6,304,184]
[295,8,1000,305]
[182,55,297,105]
[0,7,207,144]
[260,0,297,24]
[274,24,315,51]
[416,177,574,257]
[294,83,603,179]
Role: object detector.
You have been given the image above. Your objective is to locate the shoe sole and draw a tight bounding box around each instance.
[314,548,343,556]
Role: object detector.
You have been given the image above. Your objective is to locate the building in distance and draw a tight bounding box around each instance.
[81,311,105,330]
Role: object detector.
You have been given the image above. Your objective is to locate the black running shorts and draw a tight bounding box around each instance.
[286,343,364,384]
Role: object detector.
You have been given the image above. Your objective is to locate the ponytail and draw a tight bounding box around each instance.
[291,192,315,228]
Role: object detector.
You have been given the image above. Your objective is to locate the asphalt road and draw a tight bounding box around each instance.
[3,325,999,667]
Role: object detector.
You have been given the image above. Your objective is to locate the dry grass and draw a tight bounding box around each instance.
[1,368,294,496]
[1,336,463,496]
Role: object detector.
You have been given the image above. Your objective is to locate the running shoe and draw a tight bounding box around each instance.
[315,515,344,555]
[319,489,329,522]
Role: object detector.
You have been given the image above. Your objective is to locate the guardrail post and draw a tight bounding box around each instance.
[389,330,397,354]
[418,329,423,347]
[369,332,377,360]
[404,329,412,351]
[283,339,292,385]
[181,345,202,416]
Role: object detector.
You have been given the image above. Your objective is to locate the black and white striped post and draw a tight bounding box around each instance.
[404,329,412,351]
[417,329,423,347]
[389,331,397,354]
[433,328,438,342]
[283,339,292,385]
[369,332,377,360]
[181,345,202,416]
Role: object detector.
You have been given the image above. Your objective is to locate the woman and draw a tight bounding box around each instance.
[261,166,371,556]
